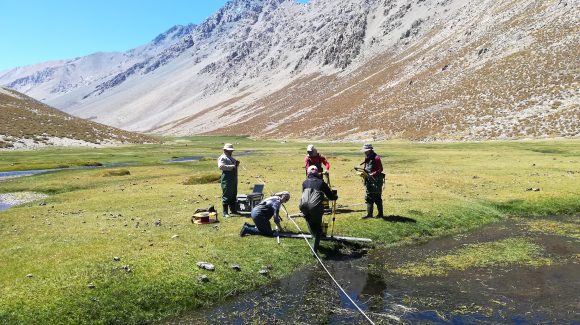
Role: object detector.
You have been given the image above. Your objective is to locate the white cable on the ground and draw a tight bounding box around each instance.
[238,163,375,324]
[282,205,376,325]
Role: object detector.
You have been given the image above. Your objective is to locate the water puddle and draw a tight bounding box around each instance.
[162,151,255,163]
[162,156,205,163]
[0,162,133,180]
[0,192,49,212]
[166,216,579,324]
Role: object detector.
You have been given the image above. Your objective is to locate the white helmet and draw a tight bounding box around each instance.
[307,165,318,175]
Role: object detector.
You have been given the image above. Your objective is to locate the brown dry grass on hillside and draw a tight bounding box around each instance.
[0,88,155,148]
[205,0,579,140]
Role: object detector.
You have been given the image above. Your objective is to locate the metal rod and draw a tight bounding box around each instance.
[330,200,336,238]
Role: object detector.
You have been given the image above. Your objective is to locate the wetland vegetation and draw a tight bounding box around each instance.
[0,137,578,324]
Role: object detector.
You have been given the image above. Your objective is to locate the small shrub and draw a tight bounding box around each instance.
[101,169,131,177]
[183,173,221,185]
[79,161,103,167]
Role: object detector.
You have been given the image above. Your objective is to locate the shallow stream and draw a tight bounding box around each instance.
[167,216,579,324]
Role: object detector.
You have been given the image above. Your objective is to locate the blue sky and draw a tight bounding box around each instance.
[0,0,309,71]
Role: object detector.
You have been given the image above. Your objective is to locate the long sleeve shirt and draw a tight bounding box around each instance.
[217,153,238,172]
[257,196,283,223]
[304,154,330,172]
[362,152,383,177]
[302,175,338,201]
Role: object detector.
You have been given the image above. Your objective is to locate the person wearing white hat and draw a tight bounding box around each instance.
[239,191,291,237]
[304,144,330,178]
[360,144,385,219]
[217,143,240,217]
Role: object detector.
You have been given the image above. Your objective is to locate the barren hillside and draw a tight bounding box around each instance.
[1,0,578,141]
[0,87,154,149]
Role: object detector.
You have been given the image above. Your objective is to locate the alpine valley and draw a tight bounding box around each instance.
[1,0,578,141]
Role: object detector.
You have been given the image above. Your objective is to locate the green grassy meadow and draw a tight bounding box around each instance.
[0,137,579,324]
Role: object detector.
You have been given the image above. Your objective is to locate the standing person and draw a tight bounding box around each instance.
[239,192,291,237]
[218,143,239,218]
[360,144,385,219]
[304,144,330,178]
[299,166,338,254]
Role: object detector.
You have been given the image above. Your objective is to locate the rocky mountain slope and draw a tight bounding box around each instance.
[0,87,154,149]
[1,0,578,141]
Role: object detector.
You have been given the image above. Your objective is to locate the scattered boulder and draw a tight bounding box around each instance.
[113,256,121,262]
[87,283,96,289]
[526,188,541,192]
[154,219,161,226]
[259,269,269,276]
[26,274,33,278]
[197,262,215,271]
[231,264,241,272]
[121,265,132,273]
[171,234,179,239]
[198,275,209,283]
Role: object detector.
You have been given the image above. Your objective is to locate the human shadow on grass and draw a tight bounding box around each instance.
[380,215,417,223]
[323,208,365,215]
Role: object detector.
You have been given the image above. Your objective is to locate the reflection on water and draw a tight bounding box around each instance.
[0,163,132,180]
[162,151,255,163]
[0,169,54,178]
[165,217,579,325]
[0,202,12,211]
[162,156,204,163]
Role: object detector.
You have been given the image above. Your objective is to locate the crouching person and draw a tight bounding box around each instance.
[239,191,291,237]
[299,166,338,254]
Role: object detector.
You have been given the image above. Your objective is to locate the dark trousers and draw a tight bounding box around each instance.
[246,209,274,236]
[365,175,384,216]
[303,205,324,252]
[220,171,237,205]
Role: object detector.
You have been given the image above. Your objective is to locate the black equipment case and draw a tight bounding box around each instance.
[236,184,264,216]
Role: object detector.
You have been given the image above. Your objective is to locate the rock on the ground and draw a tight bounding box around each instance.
[197,262,215,271]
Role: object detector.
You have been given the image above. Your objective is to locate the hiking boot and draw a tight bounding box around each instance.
[222,204,229,218]
[375,201,384,218]
[239,225,248,237]
[312,236,321,255]
[362,203,373,219]
[229,204,238,215]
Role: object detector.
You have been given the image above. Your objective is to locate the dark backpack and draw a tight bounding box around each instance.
[299,188,324,214]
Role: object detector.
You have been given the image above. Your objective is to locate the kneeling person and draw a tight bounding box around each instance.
[239,192,290,237]
[299,166,338,254]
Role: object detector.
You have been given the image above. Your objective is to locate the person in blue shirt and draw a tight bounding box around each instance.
[239,191,290,237]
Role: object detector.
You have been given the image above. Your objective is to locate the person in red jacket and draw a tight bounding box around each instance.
[360,144,385,219]
[304,144,330,178]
